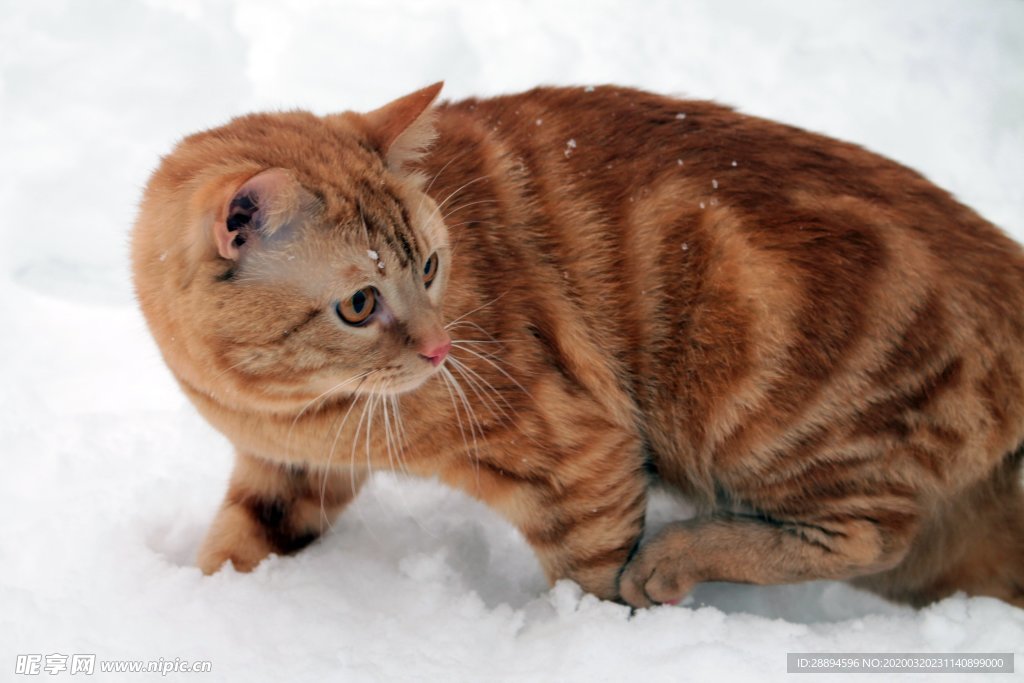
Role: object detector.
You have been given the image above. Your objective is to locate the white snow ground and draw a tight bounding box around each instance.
[2,1,1024,681]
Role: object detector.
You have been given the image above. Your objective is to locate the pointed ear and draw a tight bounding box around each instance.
[362,81,444,172]
[212,168,314,260]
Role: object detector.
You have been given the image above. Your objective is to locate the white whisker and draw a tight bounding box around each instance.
[381,389,402,477]
[446,324,530,347]
[424,154,461,196]
[343,380,383,542]
[441,218,502,232]
[451,342,531,398]
[380,391,437,539]
[440,367,481,488]
[445,291,510,331]
[390,394,411,476]
[447,356,512,425]
[318,374,373,531]
[441,366,486,488]
[448,350,545,451]
[425,175,492,226]
[287,370,374,456]
[441,198,500,221]
[210,357,251,383]
[446,338,508,345]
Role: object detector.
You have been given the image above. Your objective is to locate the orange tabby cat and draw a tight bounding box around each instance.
[132,83,1024,608]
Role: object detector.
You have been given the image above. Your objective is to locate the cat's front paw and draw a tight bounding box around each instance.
[618,523,698,608]
[196,504,275,574]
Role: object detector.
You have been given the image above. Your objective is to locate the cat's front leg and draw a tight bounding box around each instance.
[475,429,648,601]
[618,510,918,607]
[197,451,365,573]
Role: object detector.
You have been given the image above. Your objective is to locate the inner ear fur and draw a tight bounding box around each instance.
[208,168,312,261]
[360,81,444,172]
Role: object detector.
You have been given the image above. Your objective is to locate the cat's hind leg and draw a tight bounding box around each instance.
[618,511,918,607]
[852,447,1024,608]
[197,452,365,573]
[618,464,922,607]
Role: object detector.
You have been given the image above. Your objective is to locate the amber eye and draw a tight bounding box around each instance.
[423,252,439,288]
[336,287,377,326]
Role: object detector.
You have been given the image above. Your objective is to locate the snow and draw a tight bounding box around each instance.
[3,0,1024,681]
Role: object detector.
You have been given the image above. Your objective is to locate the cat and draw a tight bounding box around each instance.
[132,82,1024,609]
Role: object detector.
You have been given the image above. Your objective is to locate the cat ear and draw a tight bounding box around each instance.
[362,81,444,172]
[213,168,312,260]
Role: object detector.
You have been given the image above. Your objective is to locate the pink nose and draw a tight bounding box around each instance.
[419,340,452,367]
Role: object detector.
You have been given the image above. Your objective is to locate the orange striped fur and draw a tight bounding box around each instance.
[132,84,1024,608]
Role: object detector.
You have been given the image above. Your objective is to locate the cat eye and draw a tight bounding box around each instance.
[423,252,439,288]
[336,287,377,326]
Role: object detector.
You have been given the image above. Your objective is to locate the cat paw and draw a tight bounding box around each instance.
[618,524,698,608]
[196,504,274,574]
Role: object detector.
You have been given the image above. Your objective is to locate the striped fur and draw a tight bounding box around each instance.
[133,85,1024,608]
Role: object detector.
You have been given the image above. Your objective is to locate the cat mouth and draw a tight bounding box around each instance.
[382,343,451,394]
[401,362,448,394]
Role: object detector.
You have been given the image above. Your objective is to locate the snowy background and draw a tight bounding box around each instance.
[2,0,1024,680]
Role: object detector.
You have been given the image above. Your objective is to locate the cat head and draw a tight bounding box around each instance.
[132,83,454,413]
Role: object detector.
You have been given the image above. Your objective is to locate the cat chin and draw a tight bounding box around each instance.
[321,367,440,399]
